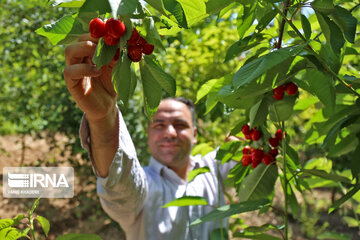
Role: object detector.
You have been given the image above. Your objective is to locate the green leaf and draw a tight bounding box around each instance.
[28,197,40,216]
[0,227,29,240]
[238,164,278,202]
[224,35,264,63]
[143,55,176,96]
[311,0,335,14]
[113,0,139,16]
[206,0,234,15]
[321,114,359,149]
[36,215,50,237]
[177,0,207,27]
[256,9,277,33]
[92,38,118,69]
[190,199,270,226]
[329,184,360,213]
[51,0,85,8]
[216,141,242,164]
[0,219,14,231]
[112,52,133,110]
[36,14,87,45]
[187,167,210,183]
[315,11,345,55]
[350,145,360,178]
[317,231,352,240]
[162,196,208,208]
[163,0,188,28]
[328,134,358,157]
[232,44,306,89]
[196,79,222,103]
[269,95,297,122]
[233,231,282,240]
[249,97,268,127]
[302,169,351,184]
[139,60,162,118]
[79,0,111,14]
[304,69,335,112]
[301,14,312,40]
[330,6,357,43]
[144,17,165,51]
[56,233,102,240]
[237,2,257,39]
[210,228,229,240]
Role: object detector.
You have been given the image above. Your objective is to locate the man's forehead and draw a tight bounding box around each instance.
[152,100,191,120]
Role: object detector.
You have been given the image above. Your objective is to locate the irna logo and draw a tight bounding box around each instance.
[7,173,69,188]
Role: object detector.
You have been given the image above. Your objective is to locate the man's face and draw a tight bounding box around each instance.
[147,99,197,170]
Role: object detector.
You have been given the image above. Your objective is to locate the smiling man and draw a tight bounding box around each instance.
[64,34,234,240]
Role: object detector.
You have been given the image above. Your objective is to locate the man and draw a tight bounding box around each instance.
[64,34,234,240]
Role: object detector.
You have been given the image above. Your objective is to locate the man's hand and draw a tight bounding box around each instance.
[63,33,117,121]
[64,34,119,178]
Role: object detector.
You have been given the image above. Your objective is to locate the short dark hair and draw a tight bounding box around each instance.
[162,97,196,126]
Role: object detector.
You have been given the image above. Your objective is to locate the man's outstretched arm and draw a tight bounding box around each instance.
[63,33,118,177]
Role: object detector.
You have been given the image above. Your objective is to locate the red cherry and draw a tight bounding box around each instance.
[251,129,262,141]
[285,82,298,96]
[251,149,263,163]
[242,146,251,155]
[105,18,126,39]
[251,160,260,168]
[269,137,279,147]
[128,45,143,62]
[262,153,274,165]
[245,134,252,140]
[127,28,141,46]
[241,124,251,135]
[269,148,279,158]
[273,85,285,95]
[273,92,284,100]
[89,18,106,38]
[103,34,119,46]
[275,129,282,141]
[143,43,154,55]
[241,154,252,166]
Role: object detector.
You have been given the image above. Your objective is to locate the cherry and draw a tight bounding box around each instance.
[251,129,262,141]
[241,124,251,135]
[269,137,279,147]
[285,82,298,96]
[241,154,252,166]
[103,34,119,46]
[127,28,141,46]
[251,160,260,168]
[273,85,285,100]
[105,18,126,39]
[275,129,282,141]
[242,146,251,155]
[143,43,155,55]
[251,149,263,163]
[262,153,274,165]
[89,18,106,38]
[128,45,143,62]
[269,148,278,158]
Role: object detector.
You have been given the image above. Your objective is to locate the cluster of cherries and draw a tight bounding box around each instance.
[273,82,298,100]
[89,18,154,62]
[89,18,126,45]
[241,124,283,168]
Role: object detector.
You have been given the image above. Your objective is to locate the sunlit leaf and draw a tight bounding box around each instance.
[162,196,208,208]
[187,167,210,183]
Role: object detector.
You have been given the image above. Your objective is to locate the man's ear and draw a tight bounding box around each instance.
[193,126,197,144]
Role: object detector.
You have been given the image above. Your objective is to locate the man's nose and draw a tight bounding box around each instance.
[164,124,177,137]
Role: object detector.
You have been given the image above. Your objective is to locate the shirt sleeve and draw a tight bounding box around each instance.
[79,108,148,229]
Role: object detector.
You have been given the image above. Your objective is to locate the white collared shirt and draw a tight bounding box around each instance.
[80,109,235,240]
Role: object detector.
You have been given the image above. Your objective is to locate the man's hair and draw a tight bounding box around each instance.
[162,97,196,126]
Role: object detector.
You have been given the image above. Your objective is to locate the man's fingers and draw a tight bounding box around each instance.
[65,41,98,66]
[78,33,99,42]
[63,64,102,88]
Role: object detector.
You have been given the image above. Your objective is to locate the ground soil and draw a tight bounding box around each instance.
[1,133,359,239]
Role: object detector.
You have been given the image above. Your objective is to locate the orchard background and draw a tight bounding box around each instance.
[1,0,360,239]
